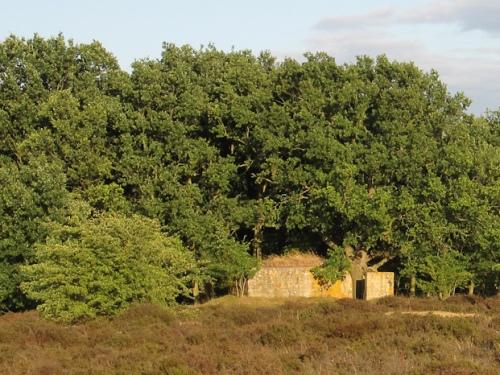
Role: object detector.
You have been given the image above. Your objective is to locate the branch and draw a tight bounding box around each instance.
[368,256,394,271]
[298,186,310,200]
[321,235,337,250]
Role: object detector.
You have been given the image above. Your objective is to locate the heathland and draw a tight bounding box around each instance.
[0,296,498,374]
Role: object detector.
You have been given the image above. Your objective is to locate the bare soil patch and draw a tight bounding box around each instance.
[385,310,480,318]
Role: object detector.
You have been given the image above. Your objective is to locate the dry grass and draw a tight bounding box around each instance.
[0,296,499,374]
[262,251,324,267]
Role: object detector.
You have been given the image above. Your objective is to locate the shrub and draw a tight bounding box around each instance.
[259,323,301,347]
[21,212,195,322]
[311,246,350,287]
[417,250,472,300]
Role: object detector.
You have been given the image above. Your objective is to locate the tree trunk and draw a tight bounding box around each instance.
[193,280,200,305]
[346,248,370,299]
[252,186,268,260]
[410,275,416,297]
[468,280,475,296]
[233,280,240,297]
[236,277,247,297]
[252,219,263,260]
[232,277,247,297]
[350,262,365,300]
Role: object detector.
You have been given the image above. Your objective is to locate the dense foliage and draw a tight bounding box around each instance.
[21,209,195,322]
[0,34,498,317]
[311,246,351,287]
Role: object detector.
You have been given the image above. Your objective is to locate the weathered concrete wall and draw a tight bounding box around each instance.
[247,267,352,298]
[365,272,394,300]
[311,272,352,298]
[247,267,312,298]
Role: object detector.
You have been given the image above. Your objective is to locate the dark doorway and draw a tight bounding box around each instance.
[356,279,366,300]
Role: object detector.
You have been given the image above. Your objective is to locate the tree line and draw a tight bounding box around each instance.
[0,35,498,321]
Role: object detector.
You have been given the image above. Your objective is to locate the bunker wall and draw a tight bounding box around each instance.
[247,267,352,298]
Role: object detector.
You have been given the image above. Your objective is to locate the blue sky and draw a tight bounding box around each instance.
[1,0,499,114]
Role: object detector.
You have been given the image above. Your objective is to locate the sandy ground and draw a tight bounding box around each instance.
[385,311,479,318]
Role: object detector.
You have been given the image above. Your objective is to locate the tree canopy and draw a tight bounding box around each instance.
[0,35,498,316]
[21,209,195,322]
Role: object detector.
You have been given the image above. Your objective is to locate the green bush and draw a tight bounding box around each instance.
[311,246,350,287]
[417,250,472,300]
[21,212,195,322]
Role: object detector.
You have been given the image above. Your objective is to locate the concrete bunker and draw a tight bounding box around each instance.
[247,254,394,300]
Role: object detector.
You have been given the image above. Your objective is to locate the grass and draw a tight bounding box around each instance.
[262,251,324,267]
[0,295,498,374]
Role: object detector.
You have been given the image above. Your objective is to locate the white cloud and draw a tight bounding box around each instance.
[309,1,500,114]
[314,1,500,37]
[307,32,423,62]
[403,0,500,36]
[305,31,500,114]
[314,7,394,31]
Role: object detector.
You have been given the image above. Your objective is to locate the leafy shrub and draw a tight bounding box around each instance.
[311,246,350,287]
[417,250,472,300]
[21,212,195,322]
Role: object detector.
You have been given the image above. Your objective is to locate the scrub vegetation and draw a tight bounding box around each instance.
[0,296,498,374]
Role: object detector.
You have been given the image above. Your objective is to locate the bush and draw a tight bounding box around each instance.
[311,246,350,287]
[259,323,301,347]
[21,212,195,322]
[417,250,471,300]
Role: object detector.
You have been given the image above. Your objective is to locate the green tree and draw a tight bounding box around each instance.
[2,34,498,305]
[21,211,195,322]
[0,157,68,311]
[416,250,471,300]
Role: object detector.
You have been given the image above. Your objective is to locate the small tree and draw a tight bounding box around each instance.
[311,246,351,288]
[416,250,471,300]
[21,212,195,322]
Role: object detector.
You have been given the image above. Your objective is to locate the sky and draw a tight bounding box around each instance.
[1,0,499,115]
